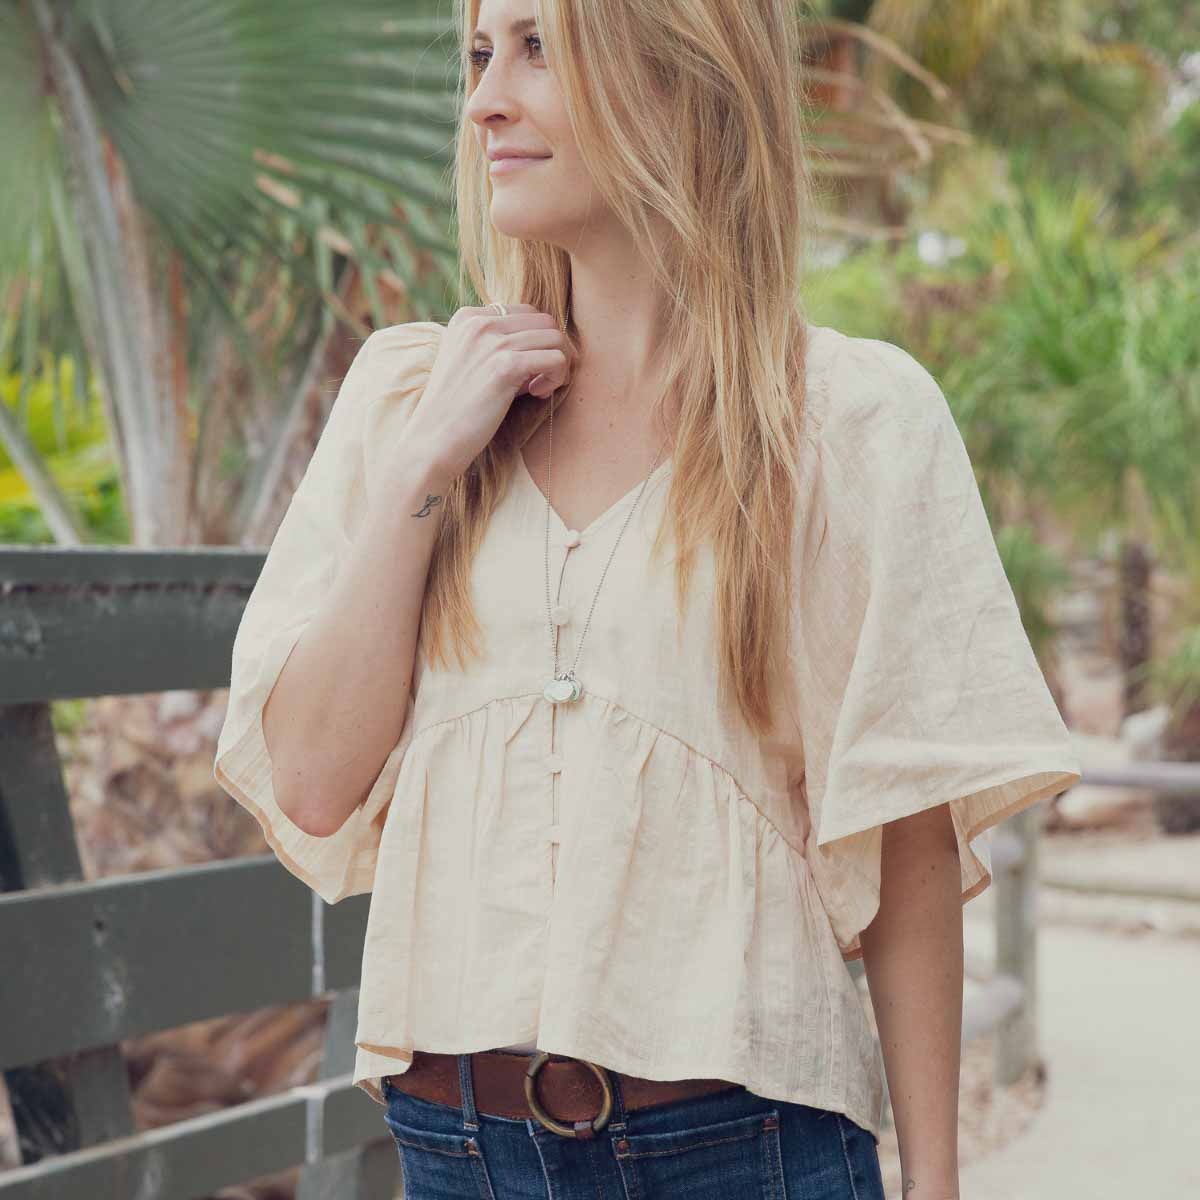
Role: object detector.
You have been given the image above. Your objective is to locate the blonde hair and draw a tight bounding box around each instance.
[421,0,821,737]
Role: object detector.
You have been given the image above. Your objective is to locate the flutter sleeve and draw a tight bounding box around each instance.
[213,321,443,904]
[792,333,1083,961]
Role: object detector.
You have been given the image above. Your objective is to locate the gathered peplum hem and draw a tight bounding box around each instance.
[344,688,885,1139]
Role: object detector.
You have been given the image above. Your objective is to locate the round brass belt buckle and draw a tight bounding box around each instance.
[523,1052,614,1138]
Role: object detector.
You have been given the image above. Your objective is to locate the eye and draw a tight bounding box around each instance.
[467,34,544,74]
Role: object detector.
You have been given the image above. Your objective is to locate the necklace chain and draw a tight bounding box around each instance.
[541,376,669,703]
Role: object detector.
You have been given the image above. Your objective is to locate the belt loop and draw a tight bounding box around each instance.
[606,1064,630,1134]
[457,1053,481,1131]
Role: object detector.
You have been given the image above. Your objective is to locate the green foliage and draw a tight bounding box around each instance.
[803,240,911,341]
[0,358,124,543]
[0,360,106,475]
[1086,1,1200,67]
[994,523,1075,651]
[807,149,1198,672]
[868,0,1171,211]
[1138,100,1200,228]
[0,469,128,545]
[1152,625,1200,727]
[50,697,92,739]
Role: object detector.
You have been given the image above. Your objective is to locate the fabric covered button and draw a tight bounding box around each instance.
[546,823,562,844]
[562,529,581,548]
[551,604,570,625]
[545,753,564,773]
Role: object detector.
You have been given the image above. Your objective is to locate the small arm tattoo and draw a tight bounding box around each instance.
[411,492,443,518]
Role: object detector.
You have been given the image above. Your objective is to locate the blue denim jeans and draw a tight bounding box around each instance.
[381,1053,886,1199]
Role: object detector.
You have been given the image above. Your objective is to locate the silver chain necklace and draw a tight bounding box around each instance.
[538,378,668,705]
[485,302,668,706]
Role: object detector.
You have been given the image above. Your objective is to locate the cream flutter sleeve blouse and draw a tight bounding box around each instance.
[213,319,1083,1142]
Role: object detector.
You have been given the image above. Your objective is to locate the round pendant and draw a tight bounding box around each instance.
[543,676,583,704]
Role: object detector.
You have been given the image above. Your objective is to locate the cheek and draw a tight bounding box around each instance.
[541,153,602,217]
[546,143,584,183]
[536,112,588,187]
[532,79,574,155]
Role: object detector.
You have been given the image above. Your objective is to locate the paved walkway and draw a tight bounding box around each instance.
[959,917,1200,1197]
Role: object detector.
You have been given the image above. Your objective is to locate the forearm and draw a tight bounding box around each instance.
[859,803,963,1199]
[262,439,454,836]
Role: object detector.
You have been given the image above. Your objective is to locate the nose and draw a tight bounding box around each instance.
[465,56,522,131]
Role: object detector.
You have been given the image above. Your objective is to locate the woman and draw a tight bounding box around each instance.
[213,1,1082,1196]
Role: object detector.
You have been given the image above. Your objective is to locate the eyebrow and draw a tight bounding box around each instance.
[471,16,539,44]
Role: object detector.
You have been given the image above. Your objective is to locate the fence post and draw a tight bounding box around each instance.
[295,987,399,1200]
[0,701,137,1163]
[993,805,1039,1086]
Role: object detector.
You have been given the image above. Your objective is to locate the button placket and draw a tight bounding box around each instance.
[547,531,580,887]
[548,683,559,887]
[541,674,557,891]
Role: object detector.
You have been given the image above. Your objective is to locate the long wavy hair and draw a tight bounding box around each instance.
[420,0,821,739]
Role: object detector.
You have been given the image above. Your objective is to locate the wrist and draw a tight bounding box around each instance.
[898,1169,960,1200]
[899,1184,959,1200]
[360,441,458,542]
[386,436,459,492]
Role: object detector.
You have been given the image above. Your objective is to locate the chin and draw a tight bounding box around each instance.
[488,204,569,245]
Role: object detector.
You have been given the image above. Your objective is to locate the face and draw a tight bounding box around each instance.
[465,0,605,246]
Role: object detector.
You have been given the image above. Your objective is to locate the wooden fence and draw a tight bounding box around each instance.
[3,546,1197,1194]
[0,546,399,1200]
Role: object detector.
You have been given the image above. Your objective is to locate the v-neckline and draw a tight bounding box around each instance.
[517,449,674,540]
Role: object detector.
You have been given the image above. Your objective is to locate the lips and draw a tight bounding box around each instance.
[489,155,549,175]
[487,147,551,161]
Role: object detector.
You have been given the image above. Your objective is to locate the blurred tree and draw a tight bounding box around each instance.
[796,11,970,238]
[1126,96,1200,232]
[1088,0,1200,65]
[0,1,965,548]
[0,0,460,547]
[864,0,1168,199]
[955,166,1199,740]
[1124,254,1200,831]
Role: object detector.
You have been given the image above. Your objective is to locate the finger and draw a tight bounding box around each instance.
[473,302,540,315]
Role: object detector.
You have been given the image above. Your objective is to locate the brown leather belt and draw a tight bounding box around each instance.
[384,1050,743,1139]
